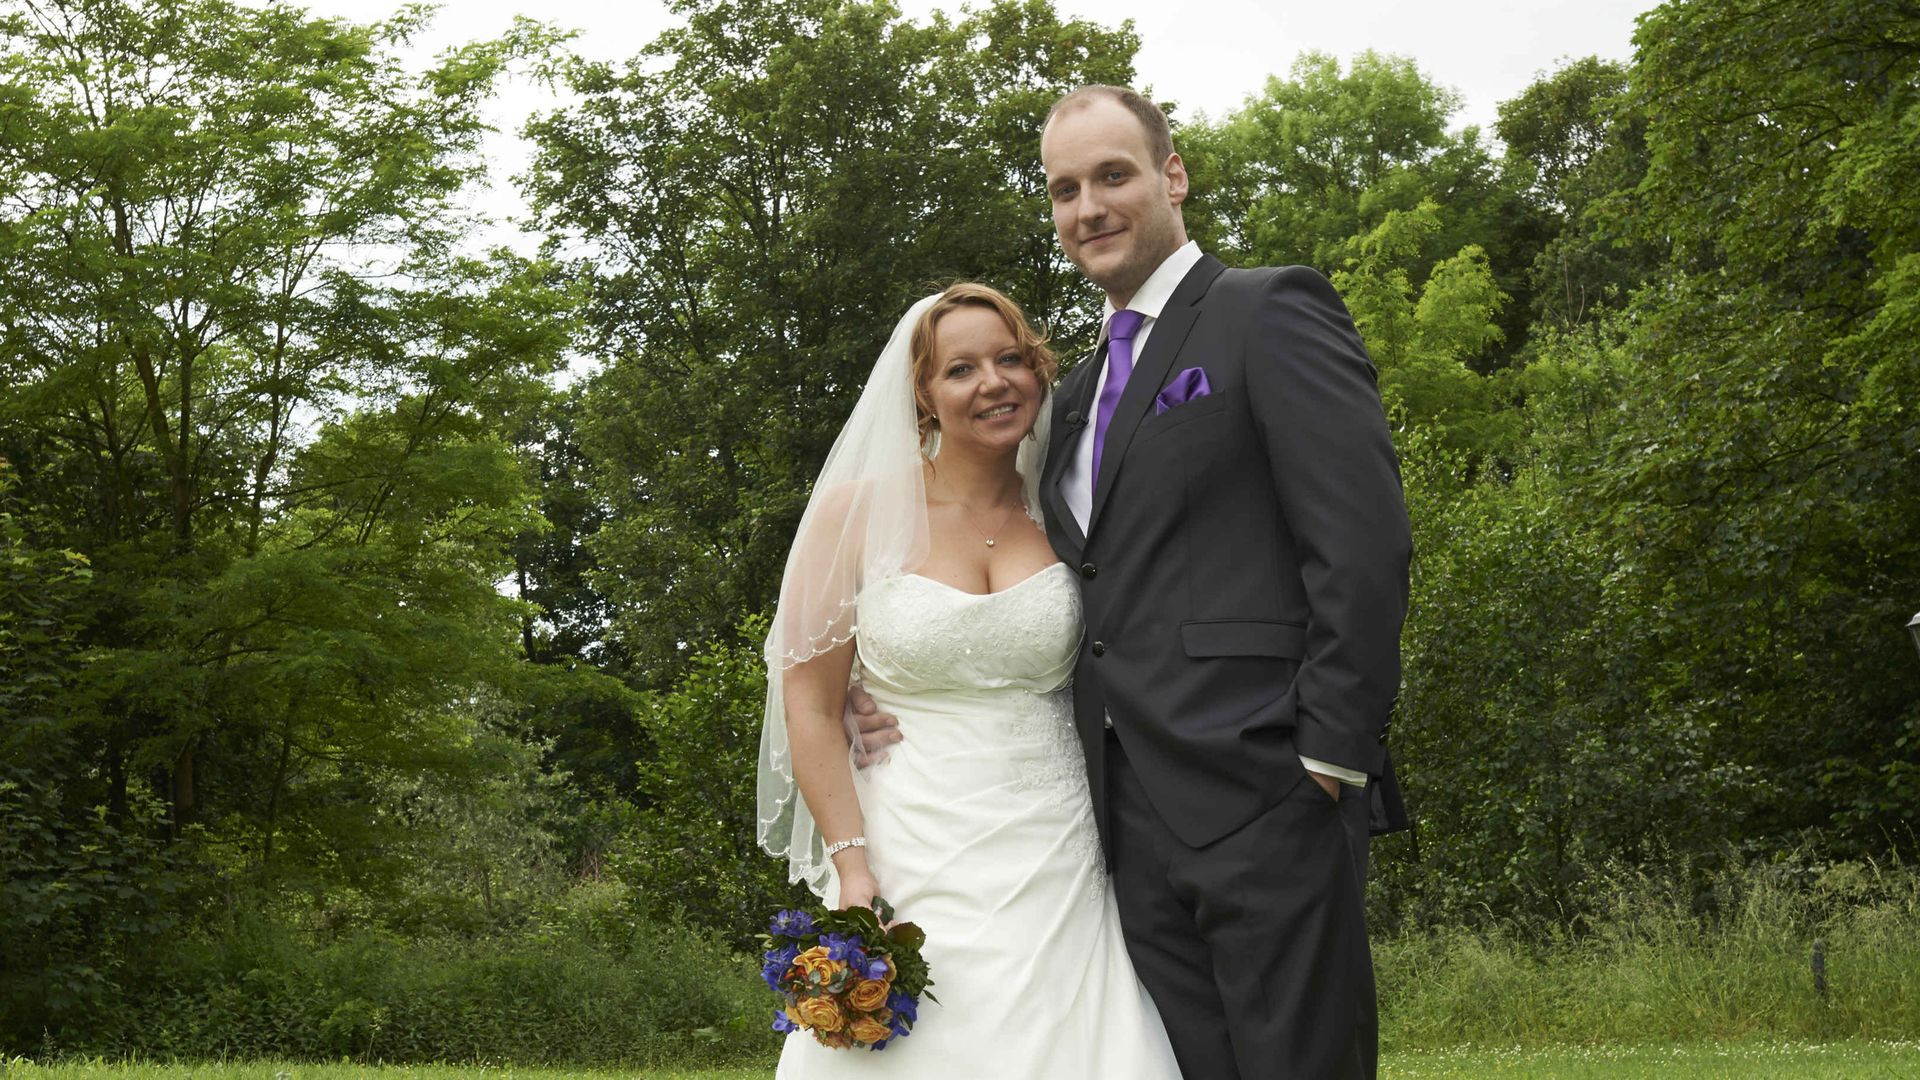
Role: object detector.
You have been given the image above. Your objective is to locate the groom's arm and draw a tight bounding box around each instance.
[1244,266,1412,781]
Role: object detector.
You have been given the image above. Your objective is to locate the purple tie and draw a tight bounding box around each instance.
[1092,309,1146,482]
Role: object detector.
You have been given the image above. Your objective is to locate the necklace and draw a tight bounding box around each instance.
[961,501,1022,548]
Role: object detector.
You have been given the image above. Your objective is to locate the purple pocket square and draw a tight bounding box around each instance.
[1154,367,1212,415]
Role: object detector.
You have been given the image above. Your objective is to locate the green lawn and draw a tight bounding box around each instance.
[8,1042,1920,1079]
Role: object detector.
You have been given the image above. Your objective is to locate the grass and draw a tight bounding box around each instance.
[1374,858,1920,1048]
[7,1042,1920,1078]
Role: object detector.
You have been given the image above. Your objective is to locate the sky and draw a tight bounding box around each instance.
[275,0,1665,248]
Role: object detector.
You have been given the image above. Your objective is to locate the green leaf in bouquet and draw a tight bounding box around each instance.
[842,904,883,936]
[888,920,925,949]
[872,896,896,924]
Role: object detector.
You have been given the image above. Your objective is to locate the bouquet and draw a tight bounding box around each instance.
[761,897,935,1051]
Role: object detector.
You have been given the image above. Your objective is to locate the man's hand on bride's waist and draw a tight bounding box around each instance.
[846,683,902,767]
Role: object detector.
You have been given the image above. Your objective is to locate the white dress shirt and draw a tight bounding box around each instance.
[1062,241,1368,788]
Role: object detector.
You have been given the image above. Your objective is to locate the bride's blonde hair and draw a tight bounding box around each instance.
[907,283,1057,443]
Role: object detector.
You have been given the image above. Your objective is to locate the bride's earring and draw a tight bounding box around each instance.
[922,425,941,461]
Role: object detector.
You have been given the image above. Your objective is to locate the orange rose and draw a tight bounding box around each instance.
[818,1029,856,1050]
[848,1016,892,1045]
[794,995,846,1033]
[846,978,891,1012]
[791,946,847,986]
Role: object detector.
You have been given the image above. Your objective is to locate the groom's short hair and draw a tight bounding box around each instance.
[1044,86,1175,167]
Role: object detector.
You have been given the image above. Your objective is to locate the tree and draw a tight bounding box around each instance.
[0,0,574,897]
[1588,0,1920,848]
[1182,50,1547,369]
[524,0,1138,684]
[1331,201,1517,458]
[1494,57,1659,332]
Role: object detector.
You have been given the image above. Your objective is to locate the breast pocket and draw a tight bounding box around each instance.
[1134,386,1233,445]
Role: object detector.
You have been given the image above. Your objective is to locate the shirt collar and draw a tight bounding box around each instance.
[1102,241,1203,337]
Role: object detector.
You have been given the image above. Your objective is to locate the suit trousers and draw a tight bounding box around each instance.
[1105,728,1376,1080]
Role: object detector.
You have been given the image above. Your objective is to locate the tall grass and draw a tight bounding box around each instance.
[1377,857,1920,1047]
[32,882,771,1069]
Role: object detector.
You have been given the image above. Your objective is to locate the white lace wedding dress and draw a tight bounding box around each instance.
[775,562,1180,1079]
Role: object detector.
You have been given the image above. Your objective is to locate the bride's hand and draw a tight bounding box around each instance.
[836,866,882,913]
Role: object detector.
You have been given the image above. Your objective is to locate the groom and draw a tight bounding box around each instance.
[1038,86,1411,1079]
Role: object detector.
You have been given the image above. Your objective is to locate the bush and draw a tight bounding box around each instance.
[609,621,812,949]
[63,896,774,1067]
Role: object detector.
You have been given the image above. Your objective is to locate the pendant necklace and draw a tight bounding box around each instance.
[963,501,1022,548]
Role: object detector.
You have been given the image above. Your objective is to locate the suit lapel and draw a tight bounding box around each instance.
[1043,358,1097,553]
[1086,255,1225,537]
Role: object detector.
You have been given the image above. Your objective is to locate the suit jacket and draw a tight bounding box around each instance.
[1042,254,1413,851]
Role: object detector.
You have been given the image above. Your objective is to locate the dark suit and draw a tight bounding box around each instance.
[1041,254,1411,1079]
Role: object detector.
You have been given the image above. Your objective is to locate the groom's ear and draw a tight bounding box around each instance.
[1164,152,1189,208]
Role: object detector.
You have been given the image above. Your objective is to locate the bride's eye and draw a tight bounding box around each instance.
[946,362,972,378]
[998,353,1022,366]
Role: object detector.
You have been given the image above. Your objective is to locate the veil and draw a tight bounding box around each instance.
[756,292,1052,898]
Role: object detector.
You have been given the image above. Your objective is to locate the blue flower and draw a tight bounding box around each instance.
[821,932,863,962]
[760,943,798,991]
[887,990,917,1023]
[859,954,889,980]
[890,1015,913,1039]
[771,1008,798,1034]
[870,1037,891,1051]
[769,909,815,938]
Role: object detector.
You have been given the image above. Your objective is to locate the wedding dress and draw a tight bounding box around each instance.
[774,562,1180,1079]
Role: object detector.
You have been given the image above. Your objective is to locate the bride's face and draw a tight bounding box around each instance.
[922,305,1043,457]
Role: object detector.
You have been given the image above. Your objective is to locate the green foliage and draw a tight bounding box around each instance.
[0,0,580,917]
[1,461,189,1046]
[609,620,810,948]
[60,904,768,1067]
[1330,202,1518,457]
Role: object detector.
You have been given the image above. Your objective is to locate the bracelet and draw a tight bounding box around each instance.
[823,836,866,859]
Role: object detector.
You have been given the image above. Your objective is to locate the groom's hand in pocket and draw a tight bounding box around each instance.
[846,683,901,767]
[1308,770,1342,803]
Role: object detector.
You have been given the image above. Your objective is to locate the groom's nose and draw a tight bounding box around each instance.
[1075,188,1108,229]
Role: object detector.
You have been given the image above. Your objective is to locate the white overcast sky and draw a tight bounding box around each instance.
[279,0,1663,249]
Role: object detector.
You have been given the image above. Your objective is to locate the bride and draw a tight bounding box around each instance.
[757,284,1180,1078]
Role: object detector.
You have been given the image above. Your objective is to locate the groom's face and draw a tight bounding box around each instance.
[1041,97,1188,306]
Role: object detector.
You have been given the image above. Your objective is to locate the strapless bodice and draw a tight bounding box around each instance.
[854,563,1080,696]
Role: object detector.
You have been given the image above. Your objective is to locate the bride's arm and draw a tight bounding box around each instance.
[784,642,882,910]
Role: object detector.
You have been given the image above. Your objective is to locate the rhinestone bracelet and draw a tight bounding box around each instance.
[823,836,867,859]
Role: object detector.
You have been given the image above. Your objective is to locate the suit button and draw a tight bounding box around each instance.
[1066,410,1083,425]
[1080,562,1097,579]
[1090,641,1106,657]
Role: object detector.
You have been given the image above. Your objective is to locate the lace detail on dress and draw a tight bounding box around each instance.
[1011,687,1106,902]
[856,566,1079,693]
